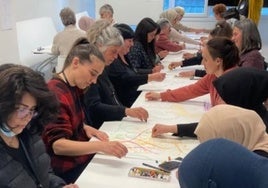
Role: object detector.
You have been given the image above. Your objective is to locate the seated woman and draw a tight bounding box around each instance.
[173,6,209,33]
[195,104,268,158]
[108,23,166,107]
[213,3,227,21]
[159,9,200,46]
[127,17,166,74]
[213,67,268,129]
[0,64,77,187]
[51,7,86,72]
[232,18,265,69]
[169,20,233,78]
[178,138,268,188]
[150,67,268,137]
[155,18,185,54]
[43,38,128,184]
[84,20,149,128]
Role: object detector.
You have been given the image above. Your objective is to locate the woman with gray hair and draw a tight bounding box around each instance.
[99,4,115,24]
[51,7,86,72]
[232,18,265,69]
[155,18,185,53]
[173,6,208,33]
[84,20,149,128]
[159,9,200,45]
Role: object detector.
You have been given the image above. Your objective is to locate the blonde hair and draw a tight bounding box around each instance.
[174,6,185,16]
[159,9,178,25]
[87,19,123,52]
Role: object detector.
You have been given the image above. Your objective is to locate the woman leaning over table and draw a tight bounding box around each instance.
[84,20,148,128]
[194,104,268,158]
[0,64,77,187]
[127,17,166,74]
[42,38,128,184]
[232,18,265,69]
[108,23,166,108]
[151,67,268,137]
[145,37,239,137]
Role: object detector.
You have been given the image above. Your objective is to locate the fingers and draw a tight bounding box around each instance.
[109,141,128,158]
[132,107,149,122]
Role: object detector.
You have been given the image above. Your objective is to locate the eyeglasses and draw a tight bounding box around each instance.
[16,107,38,119]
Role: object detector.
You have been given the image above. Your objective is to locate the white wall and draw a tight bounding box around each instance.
[0,0,94,65]
[0,0,267,65]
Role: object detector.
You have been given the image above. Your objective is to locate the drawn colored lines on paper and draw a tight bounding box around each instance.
[108,123,199,160]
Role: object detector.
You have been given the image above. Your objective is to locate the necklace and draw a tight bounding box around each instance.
[62,71,71,86]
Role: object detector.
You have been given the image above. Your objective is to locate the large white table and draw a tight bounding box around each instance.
[76,48,209,187]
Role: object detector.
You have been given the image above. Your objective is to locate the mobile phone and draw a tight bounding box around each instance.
[128,167,171,182]
[158,161,181,171]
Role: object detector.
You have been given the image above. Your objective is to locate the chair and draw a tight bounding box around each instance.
[16,17,57,81]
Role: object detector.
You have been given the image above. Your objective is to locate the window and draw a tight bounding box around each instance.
[163,0,268,16]
[163,0,208,16]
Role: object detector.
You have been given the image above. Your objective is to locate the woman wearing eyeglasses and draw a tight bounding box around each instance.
[0,64,78,187]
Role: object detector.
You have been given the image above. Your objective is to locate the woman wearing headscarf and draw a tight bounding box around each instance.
[178,138,268,188]
[213,67,268,130]
[150,67,268,138]
[195,104,268,158]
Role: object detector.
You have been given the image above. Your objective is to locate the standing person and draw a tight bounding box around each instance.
[0,64,77,187]
[108,23,166,107]
[99,4,115,24]
[84,20,149,128]
[127,17,165,74]
[232,18,265,69]
[42,38,128,184]
[178,138,268,188]
[51,7,86,72]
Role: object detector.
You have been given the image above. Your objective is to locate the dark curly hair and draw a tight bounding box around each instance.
[0,64,59,134]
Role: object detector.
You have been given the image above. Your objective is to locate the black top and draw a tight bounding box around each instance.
[84,68,126,129]
[107,55,148,107]
[213,67,268,131]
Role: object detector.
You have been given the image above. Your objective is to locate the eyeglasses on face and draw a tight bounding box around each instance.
[15,107,38,119]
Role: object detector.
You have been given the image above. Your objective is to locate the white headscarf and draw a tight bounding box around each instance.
[195,104,268,153]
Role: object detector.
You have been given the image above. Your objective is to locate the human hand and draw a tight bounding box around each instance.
[152,124,177,137]
[145,92,161,101]
[125,107,149,122]
[84,125,109,141]
[152,65,163,73]
[178,70,195,77]
[63,183,79,188]
[102,141,128,158]
[158,50,169,59]
[168,62,182,70]
[183,52,195,60]
[148,72,166,82]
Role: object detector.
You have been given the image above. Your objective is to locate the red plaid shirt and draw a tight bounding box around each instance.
[42,78,92,174]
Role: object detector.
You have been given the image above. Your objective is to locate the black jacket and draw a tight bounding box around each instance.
[84,68,126,129]
[0,129,65,188]
[107,56,147,107]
